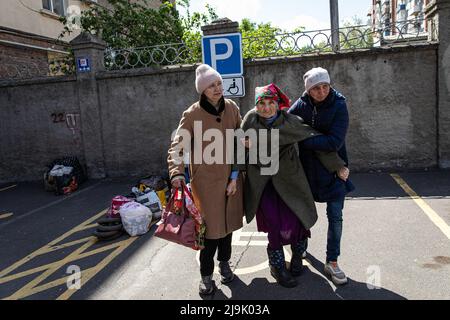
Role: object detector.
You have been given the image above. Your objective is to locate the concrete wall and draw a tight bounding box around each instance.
[436,0,450,168]
[236,46,438,171]
[0,76,84,182]
[0,45,439,183]
[96,68,198,179]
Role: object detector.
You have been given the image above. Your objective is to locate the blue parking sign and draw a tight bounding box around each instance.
[202,33,243,77]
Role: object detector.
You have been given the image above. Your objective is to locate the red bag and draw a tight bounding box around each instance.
[107,195,133,218]
[154,186,205,250]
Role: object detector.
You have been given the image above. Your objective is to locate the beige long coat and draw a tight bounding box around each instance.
[168,99,245,239]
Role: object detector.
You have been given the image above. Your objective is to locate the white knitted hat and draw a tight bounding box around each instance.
[303,67,331,92]
[195,64,222,94]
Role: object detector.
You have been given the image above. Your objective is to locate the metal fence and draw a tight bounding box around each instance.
[0,19,433,79]
[103,19,431,71]
[103,42,198,71]
[242,19,430,59]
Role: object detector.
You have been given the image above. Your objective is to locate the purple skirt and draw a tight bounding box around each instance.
[256,180,310,250]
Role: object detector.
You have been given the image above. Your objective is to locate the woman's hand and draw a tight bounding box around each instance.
[226,179,237,196]
[337,167,350,181]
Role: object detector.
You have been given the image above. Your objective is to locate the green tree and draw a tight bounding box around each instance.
[58,0,312,68]
[240,19,282,59]
[339,16,374,50]
[240,19,309,58]
[60,0,183,49]
[59,0,187,69]
[177,0,218,64]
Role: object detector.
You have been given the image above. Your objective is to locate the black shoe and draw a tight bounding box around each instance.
[289,255,304,277]
[199,275,215,295]
[289,241,306,277]
[218,261,235,284]
[267,248,297,288]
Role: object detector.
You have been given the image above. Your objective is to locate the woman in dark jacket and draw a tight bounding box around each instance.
[288,67,355,286]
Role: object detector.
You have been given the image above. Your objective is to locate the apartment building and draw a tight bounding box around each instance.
[0,0,168,79]
[367,0,433,35]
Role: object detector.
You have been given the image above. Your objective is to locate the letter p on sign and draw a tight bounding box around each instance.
[210,38,233,70]
[202,33,243,77]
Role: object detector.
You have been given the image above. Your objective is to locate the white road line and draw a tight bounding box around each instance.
[0,181,102,229]
[0,185,17,192]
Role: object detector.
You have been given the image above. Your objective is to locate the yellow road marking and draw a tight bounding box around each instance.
[81,223,99,230]
[391,173,450,240]
[44,237,97,253]
[0,237,133,289]
[72,210,108,232]
[74,239,133,258]
[0,265,48,285]
[0,237,131,285]
[0,209,106,279]
[0,213,13,219]
[0,207,152,300]
[57,237,138,300]
[4,238,98,300]
[0,185,16,192]
[13,265,99,299]
[0,237,99,285]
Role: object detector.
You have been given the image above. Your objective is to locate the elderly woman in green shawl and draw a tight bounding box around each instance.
[240,83,349,288]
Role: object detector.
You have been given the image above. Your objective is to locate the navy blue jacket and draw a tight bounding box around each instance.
[288,88,355,202]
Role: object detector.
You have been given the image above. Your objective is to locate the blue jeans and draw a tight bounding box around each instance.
[326,198,345,263]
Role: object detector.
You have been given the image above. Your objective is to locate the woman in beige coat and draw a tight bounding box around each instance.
[168,64,244,295]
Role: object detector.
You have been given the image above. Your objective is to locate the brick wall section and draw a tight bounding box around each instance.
[0,28,69,80]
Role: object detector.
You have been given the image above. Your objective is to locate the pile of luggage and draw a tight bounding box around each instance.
[93,175,170,241]
[43,156,171,241]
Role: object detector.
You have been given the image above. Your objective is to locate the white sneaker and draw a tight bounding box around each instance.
[324,261,348,285]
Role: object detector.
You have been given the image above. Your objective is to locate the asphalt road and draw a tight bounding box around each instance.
[0,171,449,300]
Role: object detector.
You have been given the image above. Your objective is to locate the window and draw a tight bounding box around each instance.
[42,0,67,16]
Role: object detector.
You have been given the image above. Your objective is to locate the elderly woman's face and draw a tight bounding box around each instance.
[309,83,330,103]
[256,98,278,118]
[203,80,223,103]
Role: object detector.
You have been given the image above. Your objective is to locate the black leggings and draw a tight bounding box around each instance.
[200,233,233,276]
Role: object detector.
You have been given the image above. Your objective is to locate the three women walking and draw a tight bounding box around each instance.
[167,63,354,295]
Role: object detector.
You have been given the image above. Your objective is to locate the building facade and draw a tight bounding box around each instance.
[367,0,433,35]
[0,0,168,80]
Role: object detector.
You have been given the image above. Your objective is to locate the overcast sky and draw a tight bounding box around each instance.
[179,0,373,31]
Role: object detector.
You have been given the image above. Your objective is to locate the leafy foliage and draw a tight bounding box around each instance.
[339,16,374,50]
[60,0,184,49]
[177,0,218,63]
[58,0,372,70]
